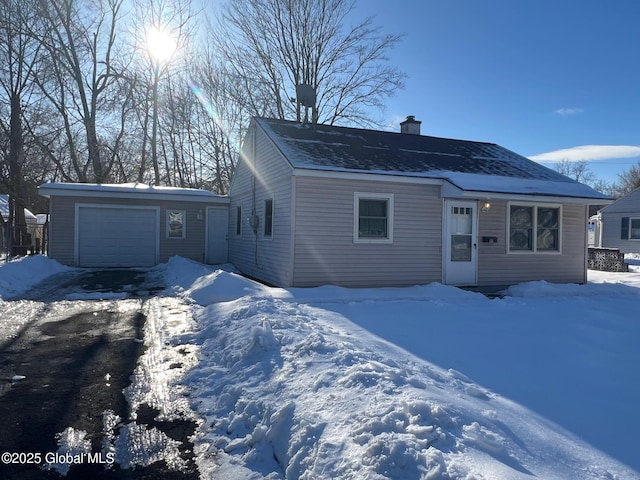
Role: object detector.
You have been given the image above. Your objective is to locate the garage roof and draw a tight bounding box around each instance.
[38,182,229,204]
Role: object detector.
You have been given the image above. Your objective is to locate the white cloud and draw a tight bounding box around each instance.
[554,107,584,115]
[529,145,640,162]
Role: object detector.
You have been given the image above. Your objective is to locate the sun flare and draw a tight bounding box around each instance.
[146,26,176,63]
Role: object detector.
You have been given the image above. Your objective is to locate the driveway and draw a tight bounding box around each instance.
[0,269,199,479]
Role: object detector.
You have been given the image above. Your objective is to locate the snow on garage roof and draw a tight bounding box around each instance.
[38,182,229,204]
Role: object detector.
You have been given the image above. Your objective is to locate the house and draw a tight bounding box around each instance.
[589,186,640,254]
[38,182,229,267]
[0,194,38,253]
[228,116,610,288]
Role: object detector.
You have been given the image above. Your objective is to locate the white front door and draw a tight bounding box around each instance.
[206,207,228,264]
[443,200,477,286]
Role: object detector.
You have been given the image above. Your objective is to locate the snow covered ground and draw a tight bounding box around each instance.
[0,255,73,300]
[1,255,639,479]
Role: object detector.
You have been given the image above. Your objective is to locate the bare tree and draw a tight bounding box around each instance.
[590,178,617,198]
[552,159,637,198]
[125,0,198,185]
[554,159,597,185]
[0,0,43,253]
[616,161,640,196]
[9,0,404,199]
[189,44,253,193]
[211,0,406,127]
[32,0,128,183]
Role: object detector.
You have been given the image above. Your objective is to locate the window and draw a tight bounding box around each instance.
[360,199,387,237]
[629,218,640,240]
[354,193,394,243]
[167,210,186,238]
[450,206,473,262]
[623,217,640,240]
[264,199,273,238]
[536,207,559,250]
[509,204,560,252]
[509,206,533,251]
[632,219,640,239]
[236,206,242,235]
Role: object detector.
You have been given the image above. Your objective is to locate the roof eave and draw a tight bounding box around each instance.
[38,183,229,204]
[449,189,614,205]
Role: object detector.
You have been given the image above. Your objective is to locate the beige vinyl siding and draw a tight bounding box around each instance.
[292,176,442,287]
[477,201,588,285]
[228,123,294,286]
[48,196,75,265]
[157,201,209,263]
[48,195,217,266]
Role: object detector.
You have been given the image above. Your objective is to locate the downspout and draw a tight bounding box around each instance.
[597,214,603,248]
[252,174,258,267]
[289,175,297,287]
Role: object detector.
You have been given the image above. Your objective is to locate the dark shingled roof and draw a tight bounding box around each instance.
[257,118,566,180]
[255,117,609,200]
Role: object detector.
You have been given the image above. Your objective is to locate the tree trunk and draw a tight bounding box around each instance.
[9,91,29,255]
[151,68,161,186]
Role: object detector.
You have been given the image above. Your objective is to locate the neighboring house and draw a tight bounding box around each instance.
[38,183,229,267]
[228,116,610,288]
[589,186,640,253]
[0,194,38,252]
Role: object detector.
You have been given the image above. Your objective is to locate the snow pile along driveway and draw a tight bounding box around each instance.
[161,257,639,479]
[0,255,73,299]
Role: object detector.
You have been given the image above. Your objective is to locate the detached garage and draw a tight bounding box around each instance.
[38,182,229,267]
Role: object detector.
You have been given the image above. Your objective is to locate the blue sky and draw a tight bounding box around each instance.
[351,0,640,184]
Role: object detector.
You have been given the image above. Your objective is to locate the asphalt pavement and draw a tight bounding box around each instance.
[0,269,199,479]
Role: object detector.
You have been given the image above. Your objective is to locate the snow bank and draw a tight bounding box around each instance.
[161,257,486,307]
[287,281,484,305]
[0,255,73,299]
[153,258,638,479]
[155,256,222,292]
[505,279,640,297]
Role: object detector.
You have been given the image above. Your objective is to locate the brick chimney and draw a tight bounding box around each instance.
[400,115,421,135]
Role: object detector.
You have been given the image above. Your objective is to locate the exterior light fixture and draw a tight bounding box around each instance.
[197,209,204,220]
[481,202,491,213]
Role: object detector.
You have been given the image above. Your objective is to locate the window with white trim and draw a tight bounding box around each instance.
[508,204,560,252]
[354,193,394,243]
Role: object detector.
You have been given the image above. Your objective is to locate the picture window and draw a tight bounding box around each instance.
[509,204,560,252]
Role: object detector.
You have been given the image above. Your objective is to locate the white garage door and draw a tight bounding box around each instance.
[77,206,159,267]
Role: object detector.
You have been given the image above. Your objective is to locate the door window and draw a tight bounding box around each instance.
[451,206,472,262]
